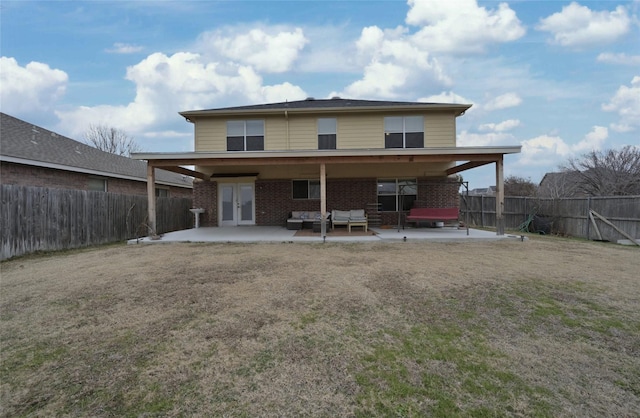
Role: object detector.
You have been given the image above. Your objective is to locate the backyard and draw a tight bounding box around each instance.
[1,237,638,417]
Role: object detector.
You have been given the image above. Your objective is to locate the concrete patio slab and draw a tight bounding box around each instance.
[128,226,509,245]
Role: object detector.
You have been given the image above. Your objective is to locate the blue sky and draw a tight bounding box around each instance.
[2,0,639,189]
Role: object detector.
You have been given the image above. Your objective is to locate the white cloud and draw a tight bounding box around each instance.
[419,91,473,104]
[199,27,308,73]
[261,82,308,103]
[458,131,515,147]
[602,76,640,132]
[573,125,608,152]
[55,52,307,138]
[484,93,522,111]
[597,53,640,66]
[330,0,526,100]
[479,119,521,132]
[519,126,608,166]
[0,57,68,115]
[339,25,451,99]
[343,61,411,99]
[537,2,631,47]
[407,0,525,53]
[106,43,144,54]
[519,134,570,166]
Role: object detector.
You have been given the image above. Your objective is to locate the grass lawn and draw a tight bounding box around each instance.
[1,237,638,417]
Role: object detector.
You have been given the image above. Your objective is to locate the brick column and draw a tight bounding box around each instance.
[192,180,217,226]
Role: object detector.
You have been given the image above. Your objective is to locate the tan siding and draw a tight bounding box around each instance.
[193,110,458,151]
[287,116,317,150]
[338,115,384,148]
[265,116,287,150]
[195,119,226,152]
[424,112,456,147]
[195,117,287,151]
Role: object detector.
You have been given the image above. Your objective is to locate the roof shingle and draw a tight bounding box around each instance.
[180,97,472,116]
[0,113,192,188]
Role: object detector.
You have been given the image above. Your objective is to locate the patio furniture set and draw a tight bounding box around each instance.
[286,207,459,233]
[286,209,369,233]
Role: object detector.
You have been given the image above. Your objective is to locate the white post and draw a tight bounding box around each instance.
[495,157,505,235]
[320,163,327,238]
[147,164,157,236]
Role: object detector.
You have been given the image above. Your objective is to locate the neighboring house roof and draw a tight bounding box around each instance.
[180,97,472,118]
[0,113,192,188]
[468,186,496,196]
[538,171,583,197]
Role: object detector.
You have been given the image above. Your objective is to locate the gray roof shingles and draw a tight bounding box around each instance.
[0,113,192,188]
[181,97,472,114]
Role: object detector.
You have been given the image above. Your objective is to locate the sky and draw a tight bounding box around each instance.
[1,0,639,189]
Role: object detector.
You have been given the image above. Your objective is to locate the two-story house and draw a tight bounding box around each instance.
[133,98,521,235]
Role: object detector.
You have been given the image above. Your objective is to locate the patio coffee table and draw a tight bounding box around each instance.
[348,220,368,233]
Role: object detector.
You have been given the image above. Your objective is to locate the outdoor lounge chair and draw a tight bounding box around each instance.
[347,209,368,232]
[331,210,351,230]
[331,209,368,232]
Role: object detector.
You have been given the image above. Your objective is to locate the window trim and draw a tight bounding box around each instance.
[292,179,321,200]
[226,119,265,151]
[155,187,169,197]
[317,118,337,150]
[88,177,107,192]
[384,116,424,149]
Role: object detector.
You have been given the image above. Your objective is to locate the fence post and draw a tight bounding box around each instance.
[586,197,591,241]
[481,195,484,227]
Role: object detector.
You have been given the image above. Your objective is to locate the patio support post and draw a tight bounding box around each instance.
[147,163,157,237]
[495,156,505,235]
[320,163,327,238]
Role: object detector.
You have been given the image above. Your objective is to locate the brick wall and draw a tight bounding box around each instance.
[189,176,459,227]
[416,177,461,209]
[1,162,192,198]
[192,180,218,226]
[254,178,378,226]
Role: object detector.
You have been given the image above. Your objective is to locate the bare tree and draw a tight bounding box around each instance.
[560,146,640,196]
[504,175,538,197]
[84,124,141,157]
[538,172,581,198]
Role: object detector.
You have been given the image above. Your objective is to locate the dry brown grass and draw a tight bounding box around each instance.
[1,237,638,417]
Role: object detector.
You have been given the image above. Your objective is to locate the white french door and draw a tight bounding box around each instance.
[219,183,255,226]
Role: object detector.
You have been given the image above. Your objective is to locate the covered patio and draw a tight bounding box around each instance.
[134,146,521,237]
[128,225,514,244]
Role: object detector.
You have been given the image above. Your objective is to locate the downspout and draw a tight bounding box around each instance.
[285,110,290,149]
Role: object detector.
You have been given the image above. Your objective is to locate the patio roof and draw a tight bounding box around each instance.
[133,145,520,237]
[132,146,521,180]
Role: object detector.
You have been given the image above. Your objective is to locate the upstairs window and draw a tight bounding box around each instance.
[292,180,320,199]
[318,118,337,149]
[384,116,424,148]
[227,120,264,151]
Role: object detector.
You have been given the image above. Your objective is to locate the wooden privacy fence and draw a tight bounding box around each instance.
[1,185,193,260]
[460,194,640,244]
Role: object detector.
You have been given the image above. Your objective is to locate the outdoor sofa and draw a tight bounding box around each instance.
[405,207,459,228]
[286,211,330,230]
[331,209,368,232]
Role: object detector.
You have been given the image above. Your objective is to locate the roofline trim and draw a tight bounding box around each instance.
[1,155,193,188]
[179,103,473,119]
[132,146,521,161]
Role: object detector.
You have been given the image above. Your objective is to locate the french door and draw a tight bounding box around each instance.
[219,183,255,226]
